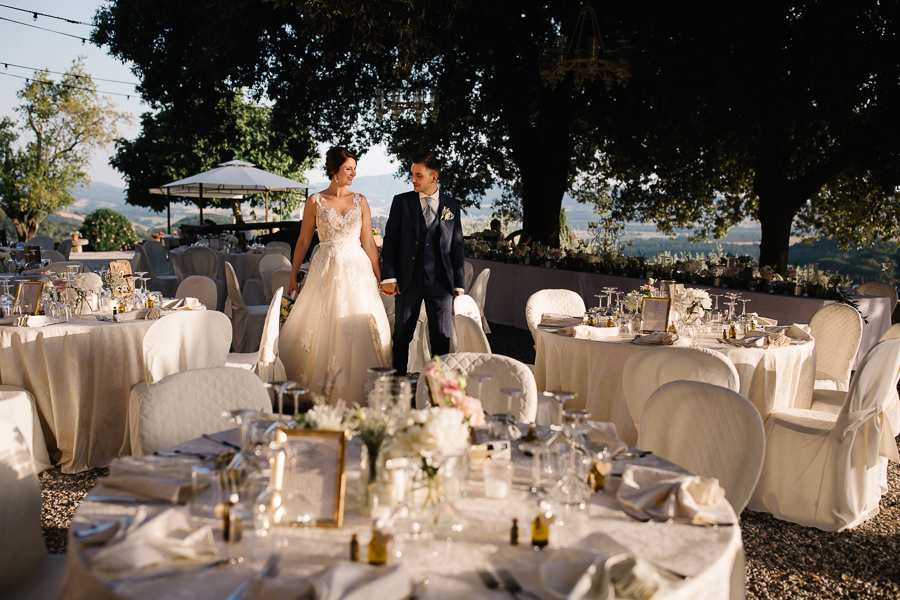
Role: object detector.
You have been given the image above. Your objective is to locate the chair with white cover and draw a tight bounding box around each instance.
[175,275,217,312]
[0,386,52,474]
[747,338,900,530]
[265,240,291,252]
[524,289,586,347]
[857,281,898,315]
[56,238,72,259]
[46,261,85,274]
[415,352,538,423]
[262,245,292,261]
[259,252,292,303]
[623,347,741,442]
[455,314,491,354]
[226,287,287,383]
[469,268,492,333]
[464,261,474,292]
[880,323,900,341]
[0,422,65,598]
[134,242,179,297]
[453,293,482,325]
[138,367,272,455]
[41,249,66,264]
[181,246,223,310]
[225,260,268,353]
[639,381,765,515]
[809,303,863,392]
[271,269,293,300]
[28,235,55,251]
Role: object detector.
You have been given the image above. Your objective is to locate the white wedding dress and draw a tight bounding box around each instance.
[279,193,392,406]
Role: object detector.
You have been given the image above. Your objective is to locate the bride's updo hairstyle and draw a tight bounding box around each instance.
[325,146,358,180]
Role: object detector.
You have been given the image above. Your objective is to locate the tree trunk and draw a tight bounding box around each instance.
[756,194,798,275]
[229,200,244,224]
[12,218,39,243]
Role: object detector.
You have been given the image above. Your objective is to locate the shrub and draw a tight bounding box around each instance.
[80,209,137,251]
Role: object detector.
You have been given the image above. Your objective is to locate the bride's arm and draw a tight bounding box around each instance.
[358,196,382,282]
[289,197,318,295]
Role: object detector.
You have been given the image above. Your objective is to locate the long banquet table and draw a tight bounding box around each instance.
[468,258,891,368]
[61,430,744,600]
[535,328,816,445]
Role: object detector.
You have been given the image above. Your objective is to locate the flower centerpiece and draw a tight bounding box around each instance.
[71,272,102,315]
[348,405,393,501]
[672,287,712,324]
[422,358,486,428]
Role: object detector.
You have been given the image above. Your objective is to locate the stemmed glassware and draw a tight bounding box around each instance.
[487,388,523,441]
[0,275,14,317]
[543,390,577,426]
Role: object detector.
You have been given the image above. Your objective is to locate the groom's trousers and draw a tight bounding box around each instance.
[392,275,453,374]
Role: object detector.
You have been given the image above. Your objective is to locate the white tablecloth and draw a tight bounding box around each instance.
[0,316,154,473]
[535,328,816,445]
[468,259,891,368]
[168,248,263,288]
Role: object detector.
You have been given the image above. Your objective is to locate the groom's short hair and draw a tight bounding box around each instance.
[412,152,441,173]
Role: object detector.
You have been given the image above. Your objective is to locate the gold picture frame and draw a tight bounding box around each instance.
[272,428,348,528]
[641,297,671,333]
[14,281,44,315]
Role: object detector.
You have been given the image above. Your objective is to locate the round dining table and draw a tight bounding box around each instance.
[534,327,816,445]
[60,429,744,600]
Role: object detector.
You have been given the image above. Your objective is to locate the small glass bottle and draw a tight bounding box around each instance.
[367,529,390,565]
[510,518,519,546]
[350,534,360,562]
[531,515,549,549]
[728,322,737,339]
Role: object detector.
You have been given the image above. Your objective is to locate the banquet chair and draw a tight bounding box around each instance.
[880,323,900,341]
[180,245,218,280]
[46,260,85,274]
[175,275,218,312]
[262,245,292,261]
[134,243,179,297]
[747,338,900,531]
[137,367,272,455]
[265,240,292,252]
[639,381,765,515]
[455,314,492,353]
[28,235,55,251]
[415,352,538,423]
[469,268,492,333]
[41,249,66,264]
[225,260,268,353]
[464,261,474,292]
[809,303,863,392]
[623,347,740,442]
[226,287,287,383]
[524,289,586,347]
[56,238,72,259]
[453,293,483,325]
[271,269,294,300]
[857,281,898,315]
[0,385,52,473]
[259,252,292,303]
[0,423,66,598]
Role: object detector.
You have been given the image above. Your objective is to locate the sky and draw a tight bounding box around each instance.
[0,0,396,189]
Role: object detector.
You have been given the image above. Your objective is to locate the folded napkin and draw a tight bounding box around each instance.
[754,315,778,327]
[557,325,619,340]
[632,331,676,345]
[616,465,734,526]
[1,315,56,327]
[584,422,627,457]
[541,313,584,328]
[102,456,196,503]
[736,330,790,348]
[162,297,203,310]
[540,533,659,600]
[89,506,219,572]
[113,309,146,322]
[314,562,411,600]
[785,323,812,340]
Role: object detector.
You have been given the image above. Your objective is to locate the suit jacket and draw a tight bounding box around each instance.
[381,190,466,293]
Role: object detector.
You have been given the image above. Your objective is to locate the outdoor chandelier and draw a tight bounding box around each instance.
[539,2,630,89]
[375,88,439,123]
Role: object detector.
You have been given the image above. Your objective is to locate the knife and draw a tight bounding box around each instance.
[83,496,170,504]
[108,557,236,588]
[202,433,241,450]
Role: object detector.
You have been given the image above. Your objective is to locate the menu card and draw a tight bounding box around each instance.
[641,298,671,333]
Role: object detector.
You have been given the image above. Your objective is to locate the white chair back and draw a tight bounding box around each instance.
[28,236,55,251]
[142,310,232,384]
[880,322,900,342]
[262,246,292,261]
[138,367,271,454]
[639,380,765,515]
[225,261,267,353]
[524,289,586,346]
[41,250,66,264]
[809,303,863,391]
[270,269,293,301]
[0,385,52,473]
[134,244,180,297]
[464,262,474,292]
[225,260,247,312]
[455,314,491,353]
[181,246,218,280]
[175,275,217,311]
[56,238,73,259]
[623,347,740,435]
[857,281,898,313]
[265,241,291,252]
[257,287,284,372]
[469,268,492,332]
[416,352,538,423]
[453,294,482,325]
[259,253,292,302]
[141,239,172,275]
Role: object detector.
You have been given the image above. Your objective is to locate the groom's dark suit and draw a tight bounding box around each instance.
[381,190,466,372]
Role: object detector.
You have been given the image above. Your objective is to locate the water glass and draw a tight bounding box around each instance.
[483,459,514,499]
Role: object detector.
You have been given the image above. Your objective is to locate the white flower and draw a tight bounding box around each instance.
[306,403,347,431]
[72,272,102,294]
[391,407,470,457]
[441,207,454,221]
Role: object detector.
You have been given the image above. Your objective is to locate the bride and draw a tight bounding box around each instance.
[279,146,392,406]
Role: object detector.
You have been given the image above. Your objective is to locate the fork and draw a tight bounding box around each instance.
[476,568,500,590]
[496,568,543,600]
[224,553,280,600]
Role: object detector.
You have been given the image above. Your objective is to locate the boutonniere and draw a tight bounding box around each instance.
[441,207,454,221]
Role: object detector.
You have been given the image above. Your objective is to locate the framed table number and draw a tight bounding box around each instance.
[15,281,44,315]
[641,297,671,333]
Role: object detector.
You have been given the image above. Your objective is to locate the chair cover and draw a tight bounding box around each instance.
[134,244,179,297]
[809,303,863,392]
[0,385,52,473]
[265,241,291,252]
[857,281,898,313]
[142,239,173,274]
[262,245,292,261]
[46,261,85,274]
[259,253,292,302]
[175,275,217,312]
[270,269,293,303]
[464,262,474,292]
[142,310,232,385]
[181,246,218,280]
[623,347,741,435]
[639,381,765,515]
[524,289,586,347]
[28,235,55,251]
[453,294,482,325]
[56,238,72,259]
[137,367,272,455]
[408,303,432,373]
[226,287,287,383]
[469,268,492,333]
[455,314,492,354]
[879,322,900,342]
[416,352,538,423]
[747,338,900,531]
[225,261,268,353]
[41,249,66,264]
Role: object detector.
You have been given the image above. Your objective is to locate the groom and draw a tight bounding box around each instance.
[380,152,466,373]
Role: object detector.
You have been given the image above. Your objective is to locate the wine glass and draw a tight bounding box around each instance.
[488,388,523,441]
[263,380,300,419]
[543,390,577,426]
[0,275,14,317]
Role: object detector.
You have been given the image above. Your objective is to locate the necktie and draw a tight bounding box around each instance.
[423,198,436,227]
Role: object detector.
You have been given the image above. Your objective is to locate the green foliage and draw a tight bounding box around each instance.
[80,209,137,251]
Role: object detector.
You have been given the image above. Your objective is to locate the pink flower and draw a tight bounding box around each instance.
[455,395,485,428]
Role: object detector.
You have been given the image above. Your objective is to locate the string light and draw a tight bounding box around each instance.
[0,71,139,100]
[0,3,93,26]
[0,61,139,86]
[0,16,92,42]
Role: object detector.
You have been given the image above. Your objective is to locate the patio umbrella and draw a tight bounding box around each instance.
[148,186,244,233]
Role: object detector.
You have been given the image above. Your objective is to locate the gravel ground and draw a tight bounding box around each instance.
[38,322,900,598]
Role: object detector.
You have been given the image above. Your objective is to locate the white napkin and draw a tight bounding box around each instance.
[162,297,203,310]
[113,309,145,322]
[785,323,812,340]
[616,465,734,526]
[541,313,584,328]
[557,325,620,340]
[754,315,778,327]
[102,456,196,503]
[1,315,56,327]
[89,506,218,572]
[632,331,676,345]
[737,330,790,348]
[314,562,412,600]
[540,533,659,600]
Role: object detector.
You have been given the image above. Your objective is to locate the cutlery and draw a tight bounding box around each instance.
[496,568,543,600]
[224,553,280,600]
[202,433,240,450]
[476,568,500,590]
[83,496,169,504]
[73,520,119,539]
[153,450,210,459]
[108,557,237,588]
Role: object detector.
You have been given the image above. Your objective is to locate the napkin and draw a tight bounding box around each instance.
[584,422,627,457]
[113,309,145,322]
[736,331,790,348]
[1,315,56,327]
[162,297,203,310]
[541,313,584,328]
[616,465,734,526]
[314,562,412,600]
[785,323,812,340]
[102,456,195,503]
[632,331,676,345]
[89,506,219,572]
[754,315,778,327]
[540,533,659,600]
[557,325,619,340]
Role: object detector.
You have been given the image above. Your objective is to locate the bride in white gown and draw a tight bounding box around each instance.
[279,147,392,406]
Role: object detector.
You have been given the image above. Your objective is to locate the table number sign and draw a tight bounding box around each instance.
[108,260,135,295]
[641,297,671,333]
[15,281,44,315]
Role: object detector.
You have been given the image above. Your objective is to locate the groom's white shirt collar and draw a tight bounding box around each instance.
[419,189,439,210]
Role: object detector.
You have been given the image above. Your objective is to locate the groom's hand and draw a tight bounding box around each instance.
[380,282,398,296]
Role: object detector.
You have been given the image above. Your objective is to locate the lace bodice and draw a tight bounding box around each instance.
[313,193,363,248]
